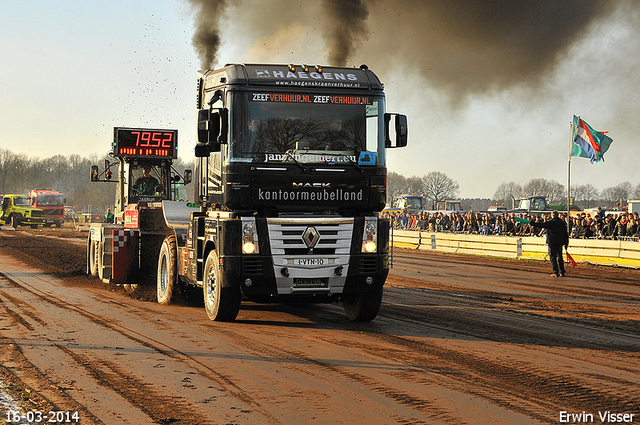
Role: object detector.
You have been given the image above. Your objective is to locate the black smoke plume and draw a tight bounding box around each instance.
[322,0,369,66]
[363,0,617,99]
[188,0,228,69]
[187,0,624,99]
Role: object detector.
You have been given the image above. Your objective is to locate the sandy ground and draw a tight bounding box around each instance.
[0,227,638,424]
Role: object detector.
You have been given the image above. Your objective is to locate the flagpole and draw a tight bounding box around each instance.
[567,117,575,236]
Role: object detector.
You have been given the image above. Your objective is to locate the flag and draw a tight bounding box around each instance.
[565,251,578,267]
[571,115,613,163]
[513,216,530,224]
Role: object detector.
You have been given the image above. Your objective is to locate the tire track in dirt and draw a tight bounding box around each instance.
[193,323,460,424]
[359,329,639,422]
[0,271,277,425]
[0,317,104,425]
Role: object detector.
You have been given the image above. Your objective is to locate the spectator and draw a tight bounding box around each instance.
[582,218,594,239]
[615,213,628,239]
[529,211,569,277]
[104,208,115,224]
[626,216,638,239]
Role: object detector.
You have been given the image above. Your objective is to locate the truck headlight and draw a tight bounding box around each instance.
[241,218,259,254]
[361,219,377,253]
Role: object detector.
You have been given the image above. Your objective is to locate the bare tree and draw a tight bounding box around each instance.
[522,178,549,197]
[632,183,640,200]
[523,178,564,203]
[406,176,424,196]
[493,181,522,207]
[387,171,407,201]
[547,181,565,203]
[421,171,459,209]
[602,182,633,207]
[0,149,17,194]
[600,187,618,207]
[572,184,599,209]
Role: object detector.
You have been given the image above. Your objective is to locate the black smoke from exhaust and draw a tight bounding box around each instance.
[188,0,228,70]
[366,0,618,99]
[187,0,623,99]
[322,0,369,66]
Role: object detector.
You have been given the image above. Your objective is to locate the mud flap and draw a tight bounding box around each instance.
[112,229,140,284]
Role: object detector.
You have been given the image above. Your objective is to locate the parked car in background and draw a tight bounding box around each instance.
[64,205,78,222]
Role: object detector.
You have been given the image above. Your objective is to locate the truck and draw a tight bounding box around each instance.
[436,200,462,212]
[510,195,551,214]
[29,189,65,227]
[87,127,193,289]
[89,63,408,323]
[0,194,46,228]
[186,63,407,322]
[384,194,426,214]
[384,195,462,215]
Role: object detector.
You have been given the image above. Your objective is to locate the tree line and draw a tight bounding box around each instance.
[389,171,640,210]
[0,149,192,212]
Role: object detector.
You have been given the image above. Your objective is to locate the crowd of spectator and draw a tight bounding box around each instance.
[380,207,640,241]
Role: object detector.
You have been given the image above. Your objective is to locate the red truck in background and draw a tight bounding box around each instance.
[30,189,65,227]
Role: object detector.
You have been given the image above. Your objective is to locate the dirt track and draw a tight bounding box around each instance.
[0,228,638,424]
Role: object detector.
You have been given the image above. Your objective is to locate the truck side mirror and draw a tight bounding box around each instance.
[183,169,192,185]
[218,108,228,144]
[197,109,220,144]
[384,113,408,148]
[91,165,99,181]
[395,114,408,147]
[197,108,228,153]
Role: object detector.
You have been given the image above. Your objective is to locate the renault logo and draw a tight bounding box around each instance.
[302,226,319,249]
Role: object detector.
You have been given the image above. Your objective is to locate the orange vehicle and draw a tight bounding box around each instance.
[29,189,65,227]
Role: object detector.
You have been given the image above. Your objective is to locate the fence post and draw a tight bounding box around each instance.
[517,238,522,258]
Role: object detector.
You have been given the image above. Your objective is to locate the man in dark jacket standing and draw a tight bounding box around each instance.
[530,211,570,277]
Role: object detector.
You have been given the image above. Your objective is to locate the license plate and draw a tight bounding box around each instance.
[294,258,327,266]
[293,278,328,287]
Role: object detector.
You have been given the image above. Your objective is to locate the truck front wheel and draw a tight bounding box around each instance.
[157,235,177,305]
[343,285,384,322]
[10,215,19,229]
[89,240,98,276]
[203,251,240,321]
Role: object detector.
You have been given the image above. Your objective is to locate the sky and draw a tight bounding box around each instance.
[1,0,639,199]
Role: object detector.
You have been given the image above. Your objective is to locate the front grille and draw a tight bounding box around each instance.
[267,217,354,256]
[44,208,64,216]
[31,210,44,218]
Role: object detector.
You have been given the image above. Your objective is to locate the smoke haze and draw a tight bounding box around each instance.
[188,0,618,99]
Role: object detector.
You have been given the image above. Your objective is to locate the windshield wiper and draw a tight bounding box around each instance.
[333,153,363,173]
[284,152,308,172]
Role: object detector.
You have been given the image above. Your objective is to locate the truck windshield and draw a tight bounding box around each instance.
[230,92,383,165]
[130,164,167,200]
[36,195,64,206]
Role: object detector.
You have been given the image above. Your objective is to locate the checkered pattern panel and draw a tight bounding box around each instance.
[113,230,131,253]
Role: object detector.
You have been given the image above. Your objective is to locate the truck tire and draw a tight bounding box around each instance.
[203,250,240,321]
[89,240,98,276]
[10,215,19,229]
[97,242,105,281]
[157,235,177,305]
[343,285,384,322]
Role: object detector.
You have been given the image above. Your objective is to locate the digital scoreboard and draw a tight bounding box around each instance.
[113,127,178,159]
